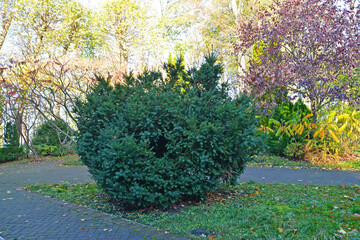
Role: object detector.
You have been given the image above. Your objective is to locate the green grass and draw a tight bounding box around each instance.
[249,155,317,168]
[25,182,360,239]
[250,154,360,171]
[0,154,79,166]
[62,157,84,166]
[322,160,360,171]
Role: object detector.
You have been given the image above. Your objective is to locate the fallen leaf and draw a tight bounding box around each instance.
[354,213,360,219]
[80,219,86,221]
[278,227,284,233]
[334,233,345,239]
[338,228,346,234]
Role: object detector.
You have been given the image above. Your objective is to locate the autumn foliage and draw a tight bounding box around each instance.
[236,0,360,123]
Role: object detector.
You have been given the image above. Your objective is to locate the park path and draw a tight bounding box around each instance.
[238,166,360,185]
[0,160,185,240]
[1,159,360,240]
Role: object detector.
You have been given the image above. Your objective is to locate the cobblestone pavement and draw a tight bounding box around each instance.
[1,160,360,240]
[0,160,186,240]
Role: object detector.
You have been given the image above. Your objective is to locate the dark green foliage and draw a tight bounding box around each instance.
[76,54,261,208]
[33,144,62,156]
[262,99,311,156]
[4,122,19,147]
[1,122,23,163]
[0,146,24,163]
[32,119,74,156]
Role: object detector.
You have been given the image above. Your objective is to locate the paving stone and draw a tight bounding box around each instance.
[0,160,187,240]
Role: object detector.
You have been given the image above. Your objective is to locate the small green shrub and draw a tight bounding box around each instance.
[32,119,74,156]
[0,146,24,163]
[33,144,64,156]
[284,142,306,160]
[0,122,23,163]
[76,53,262,208]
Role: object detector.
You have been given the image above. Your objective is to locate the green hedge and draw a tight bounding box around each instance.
[76,54,262,208]
[0,146,24,163]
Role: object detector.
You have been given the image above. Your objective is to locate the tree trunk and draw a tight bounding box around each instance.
[311,99,317,124]
[14,111,39,158]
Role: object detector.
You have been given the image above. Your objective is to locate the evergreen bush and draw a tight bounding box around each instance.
[76,53,262,208]
[32,119,74,156]
[0,146,24,163]
[0,122,24,163]
[4,122,19,147]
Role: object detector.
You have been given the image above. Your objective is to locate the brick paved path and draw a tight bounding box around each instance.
[1,159,360,240]
[0,160,185,240]
[239,166,360,185]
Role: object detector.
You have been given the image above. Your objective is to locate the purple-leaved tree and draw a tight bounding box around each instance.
[235,0,360,123]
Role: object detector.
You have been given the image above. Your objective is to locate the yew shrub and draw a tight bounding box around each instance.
[75,54,261,208]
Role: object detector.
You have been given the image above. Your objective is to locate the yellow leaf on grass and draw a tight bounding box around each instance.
[278,227,284,233]
[81,219,86,221]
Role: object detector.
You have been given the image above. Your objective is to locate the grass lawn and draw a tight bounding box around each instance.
[61,156,84,166]
[25,182,360,239]
[250,154,360,171]
[0,154,80,166]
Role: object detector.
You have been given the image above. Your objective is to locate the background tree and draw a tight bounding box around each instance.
[100,0,147,73]
[236,0,360,123]
[0,0,17,51]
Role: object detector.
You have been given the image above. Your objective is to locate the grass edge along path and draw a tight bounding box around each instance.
[250,155,360,172]
[25,182,360,240]
[3,154,360,171]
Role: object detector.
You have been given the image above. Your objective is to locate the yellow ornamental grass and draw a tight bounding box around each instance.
[313,109,360,143]
[313,111,340,143]
[337,109,360,140]
[274,113,315,139]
